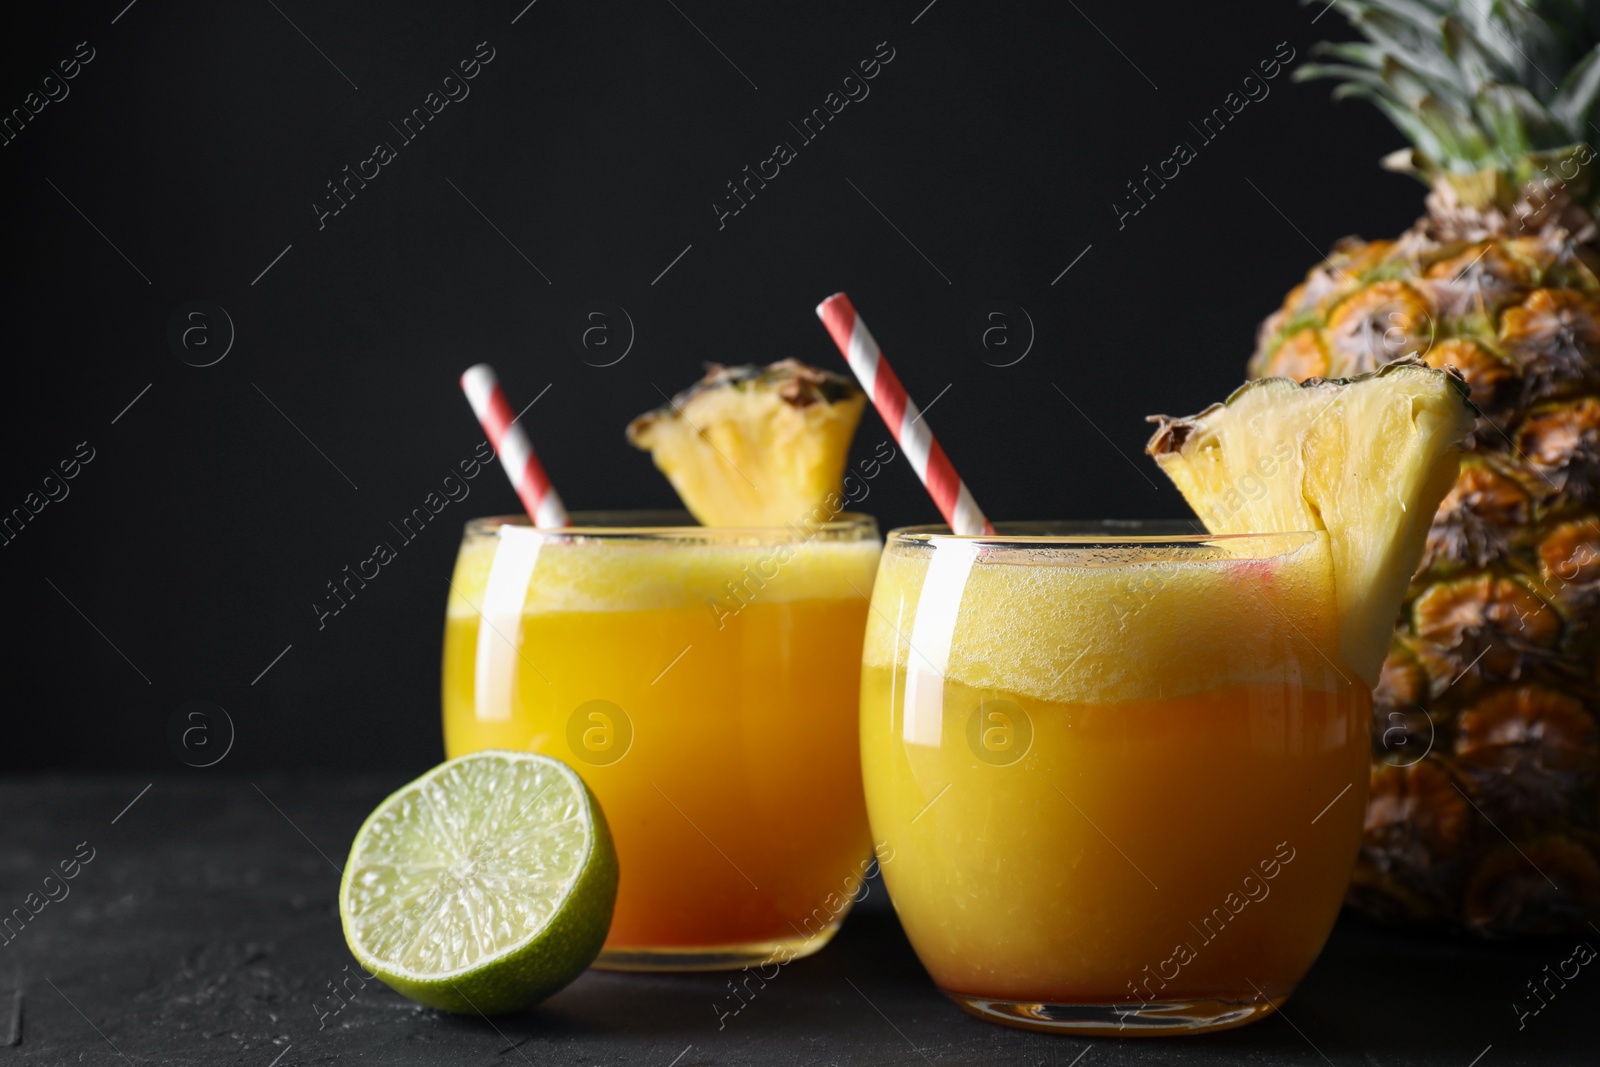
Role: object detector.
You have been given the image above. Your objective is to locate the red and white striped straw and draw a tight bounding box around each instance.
[459,364,569,528]
[815,293,994,536]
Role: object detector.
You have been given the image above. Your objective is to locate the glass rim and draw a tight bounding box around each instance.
[887,520,1321,549]
[463,510,878,544]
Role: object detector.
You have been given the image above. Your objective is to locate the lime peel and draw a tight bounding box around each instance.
[339,750,618,1015]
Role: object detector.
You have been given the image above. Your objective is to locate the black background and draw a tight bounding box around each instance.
[1,0,1416,772]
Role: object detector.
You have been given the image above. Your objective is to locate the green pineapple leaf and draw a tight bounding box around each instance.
[1549,41,1600,132]
[1302,0,1600,207]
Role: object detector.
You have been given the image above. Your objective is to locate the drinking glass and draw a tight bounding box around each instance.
[443,511,881,970]
[859,521,1370,1034]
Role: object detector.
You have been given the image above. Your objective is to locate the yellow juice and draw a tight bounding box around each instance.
[443,514,880,968]
[859,526,1370,1034]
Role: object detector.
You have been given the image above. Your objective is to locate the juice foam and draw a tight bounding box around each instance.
[863,531,1348,706]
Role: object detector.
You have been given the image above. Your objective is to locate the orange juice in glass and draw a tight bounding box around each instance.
[860,522,1370,1035]
[443,511,880,969]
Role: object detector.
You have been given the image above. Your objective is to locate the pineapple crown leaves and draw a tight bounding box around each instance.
[1300,1,1600,197]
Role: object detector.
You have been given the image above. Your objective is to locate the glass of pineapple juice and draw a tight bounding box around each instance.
[443,510,881,970]
[861,521,1371,1035]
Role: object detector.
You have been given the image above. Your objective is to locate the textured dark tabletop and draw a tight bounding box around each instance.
[0,776,1587,1066]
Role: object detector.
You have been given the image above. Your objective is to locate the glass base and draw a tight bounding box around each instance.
[594,919,842,972]
[946,990,1283,1037]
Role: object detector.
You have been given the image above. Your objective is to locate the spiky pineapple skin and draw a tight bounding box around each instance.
[1251,189,1600,935]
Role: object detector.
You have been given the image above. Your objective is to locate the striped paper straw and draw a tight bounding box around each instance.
[815,293,994,536]
[459,364,569,528]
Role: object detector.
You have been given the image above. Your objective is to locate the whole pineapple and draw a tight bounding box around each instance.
[1252,0,1600,934]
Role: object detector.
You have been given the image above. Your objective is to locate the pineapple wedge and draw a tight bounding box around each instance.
[1146,359,1476,687]
[627,360,866,526]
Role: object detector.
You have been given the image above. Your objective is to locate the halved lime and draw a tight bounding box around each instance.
[339,750,618,1014]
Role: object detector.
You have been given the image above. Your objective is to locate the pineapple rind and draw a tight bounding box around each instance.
[1269,0,1600,934]
[1255,232,1600,933]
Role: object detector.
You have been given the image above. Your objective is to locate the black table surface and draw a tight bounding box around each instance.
[1,775,1588,1066]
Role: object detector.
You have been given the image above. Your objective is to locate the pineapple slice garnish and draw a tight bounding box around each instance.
[627,360,866,527]
[1146,359,1476,687]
